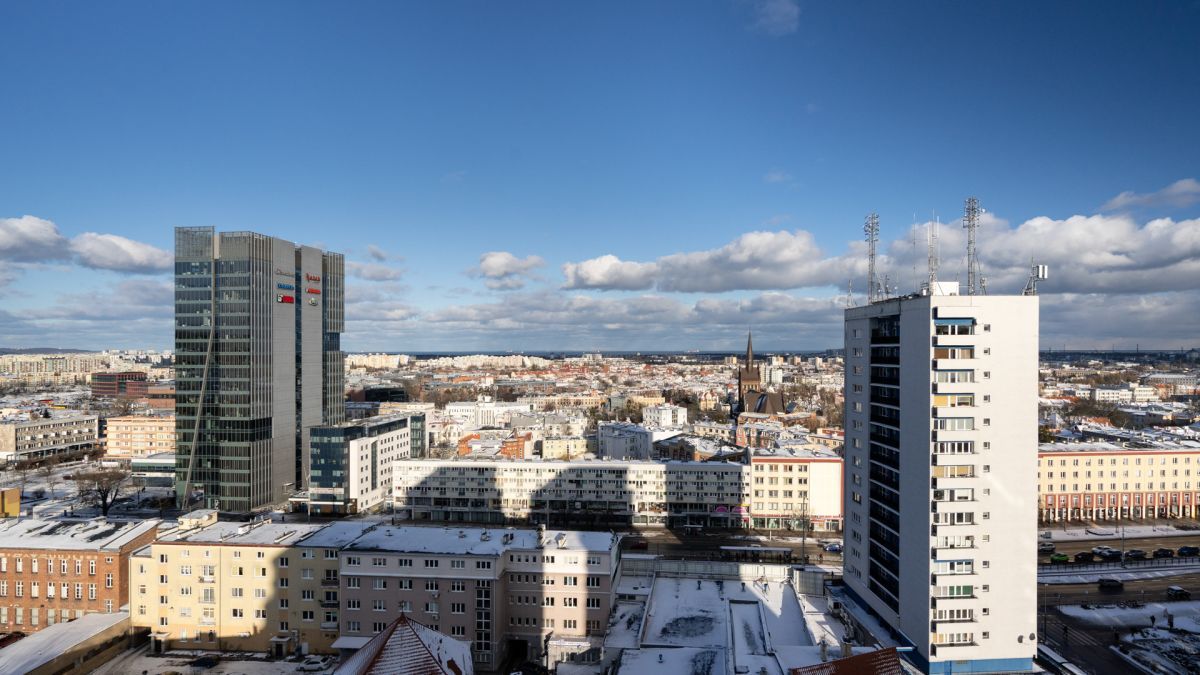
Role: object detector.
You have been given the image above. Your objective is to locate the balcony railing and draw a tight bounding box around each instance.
[320,578,339,587]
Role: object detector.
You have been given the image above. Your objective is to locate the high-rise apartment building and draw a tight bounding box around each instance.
[174,227,345,514]
[842,283,1038,674]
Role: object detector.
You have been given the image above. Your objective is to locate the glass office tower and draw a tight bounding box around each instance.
[174,227,345,515]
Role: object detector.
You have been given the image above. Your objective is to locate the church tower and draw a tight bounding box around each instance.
[736,331,761,413]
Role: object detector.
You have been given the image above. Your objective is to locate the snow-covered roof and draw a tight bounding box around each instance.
[0,611,129,675]
[333,614,474,675]
[160,520,328,546]
[345,525,616,556]
[297,521,381,549]
[0,517,158,552]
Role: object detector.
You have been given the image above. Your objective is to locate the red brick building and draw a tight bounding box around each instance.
[0,517,159,632]
[90,371,148,398]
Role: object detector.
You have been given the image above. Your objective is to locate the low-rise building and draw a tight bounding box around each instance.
[332,524,618,670]
[0,413,99,464]
[393,458,751,528]
[130,510,332,656]
[104,414,175,459]
[749,446,843,531]
[597,422,681,460]
[90,371,148,398]
[308,412,425,515]
[640,404,687,428]
[0,517,159,633]
[1038,440,1200,521]
[539,436,591,460]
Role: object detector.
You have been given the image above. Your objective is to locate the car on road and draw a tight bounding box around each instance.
[1178,545,1200,557]
[1124,549,1147,561]
[1049,553,1070,564]
[1038,542,1055,553]
[1073,551,1096,563]
[1166,586,1191,600]
[1092,545,1114,555]
[1098,578,1124,591]
[823,543,843,553]
[1153,548,1175,559]
[1098,549,1123,562]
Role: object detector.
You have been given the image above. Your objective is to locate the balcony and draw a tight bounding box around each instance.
[320,600,338,608]
[320,578,339,587]
[320,621,339,629]
[199,576,215,583]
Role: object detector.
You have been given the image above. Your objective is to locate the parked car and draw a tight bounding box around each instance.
[1038,542,1056,553]
[1166,586,1191,600]
[1098,578,1124,591]
[1178,545,1200,557]
[1092,545,1114,555]
[1153,548,1175,559]
[298,655,333,672]
[1098,549,1123,562]
[823,543,843,553]
[1124,549,1147,561]
[1049,553,1070,564]
[1074,551,1096,563]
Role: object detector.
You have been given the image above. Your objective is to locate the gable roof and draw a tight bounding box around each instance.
[333,614,473,675]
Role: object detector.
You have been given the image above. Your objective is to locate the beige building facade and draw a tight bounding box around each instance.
[1038,442,1200,521]
[0,413,99,464]
[104,414,175,459]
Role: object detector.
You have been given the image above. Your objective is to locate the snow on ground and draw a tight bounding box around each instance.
[1039,564,1200,584]
[91,648,316,675]
[607,600,646,649]
[1043,523,1200,542]
[619,647,727,675]
[1059,601,1200,633]
[1113,627,1200,675]
[643,578,729,648]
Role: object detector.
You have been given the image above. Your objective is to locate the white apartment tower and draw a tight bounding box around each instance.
[842,283,1038,674]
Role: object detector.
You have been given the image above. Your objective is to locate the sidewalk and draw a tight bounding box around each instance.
[1042,521,1200,543]
[1038,559,1200,584]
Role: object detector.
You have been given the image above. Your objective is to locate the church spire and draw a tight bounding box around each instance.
[745,330,754,366]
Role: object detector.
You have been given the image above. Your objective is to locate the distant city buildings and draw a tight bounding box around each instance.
[173,227,345,515]
[103,414,175,459]
[307,412,426,515]
[89,371,148,399]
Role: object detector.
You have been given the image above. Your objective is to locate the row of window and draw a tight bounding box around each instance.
[0,557,110,574]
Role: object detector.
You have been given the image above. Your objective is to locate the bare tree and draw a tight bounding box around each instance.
[112,396,136,416]
[75,468,130,516]
[37,456,60,498]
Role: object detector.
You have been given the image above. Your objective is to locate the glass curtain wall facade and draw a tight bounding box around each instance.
[175,227,344,515]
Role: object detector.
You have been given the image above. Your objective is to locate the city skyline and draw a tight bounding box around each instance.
[2,1,1199,352]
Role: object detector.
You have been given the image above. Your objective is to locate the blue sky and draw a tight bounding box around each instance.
[2,1,1199,351]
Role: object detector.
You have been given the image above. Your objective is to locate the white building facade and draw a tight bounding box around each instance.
[842,288,1038,674]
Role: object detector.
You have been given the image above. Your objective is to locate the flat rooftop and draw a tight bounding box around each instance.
[160,521,328,546]
[0,517,158,552]
[344,524,617,555]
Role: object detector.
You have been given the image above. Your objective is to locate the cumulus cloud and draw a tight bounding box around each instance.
[70,232,171,272]
[561,254,659,291]
[1101,178,1200,212]
[366,244,390,261]
[470,251,546,290]
[748,0,800,36]
[347,261,405,281]
[563,231,860,293]
[0,216,70,262]
[0,215,170,273]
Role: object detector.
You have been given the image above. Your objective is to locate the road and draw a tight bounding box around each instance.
[1039,533,1200,563]
[1039,570,1199,673]
[622,528,843,564]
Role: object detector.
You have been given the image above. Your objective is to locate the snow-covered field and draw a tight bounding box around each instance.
[1061,602,1200,674]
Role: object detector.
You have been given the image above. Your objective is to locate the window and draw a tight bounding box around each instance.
[373,599,386,611]
[424,560,439,568]
[451,560,465,569]
[347,599,361,609]
[278,557,289,568]
[302,610,315,622]
[231,608,243,618]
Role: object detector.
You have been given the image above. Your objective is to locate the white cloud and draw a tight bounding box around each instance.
[347,261,405,281]
[561,254,658,291]
[563,230,860,293]
[366,244,390,262]
[70,232,171,272]
[1102,178,1200,212]
[1,215,170,273]
[763,169,793,184]
[749,0,800,36]
[0,215,70,262]
[471,251,546,290]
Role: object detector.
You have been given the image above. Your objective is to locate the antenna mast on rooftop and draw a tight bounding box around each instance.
[864,212,880,303]
[927,216,939,291]
[964,197,984,295]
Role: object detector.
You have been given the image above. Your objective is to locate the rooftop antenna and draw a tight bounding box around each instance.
[864,212,880,303]
[964,197,984,295]
[845,279,856,308]
[1023,261,1049,296]
[910,213,919,294]
[926,215,940,292]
